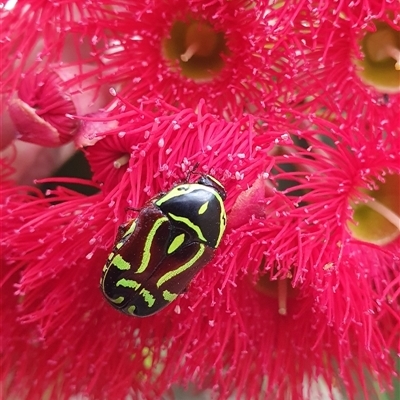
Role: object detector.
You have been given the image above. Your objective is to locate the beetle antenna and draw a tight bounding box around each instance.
[125,206,141,213]
[185,162,200,183]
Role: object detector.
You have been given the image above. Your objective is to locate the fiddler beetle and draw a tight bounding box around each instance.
[100,173,227,317]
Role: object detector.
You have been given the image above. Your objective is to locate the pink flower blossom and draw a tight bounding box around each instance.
[284,2,400,128]
[1,2,113,150]
[80,0,288,118]
[0,1,111,95]
[1,0,302,124]
[1,1,399,399]
[1,99,398,399]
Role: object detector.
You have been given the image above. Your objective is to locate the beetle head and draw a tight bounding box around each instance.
[197,175,227,201]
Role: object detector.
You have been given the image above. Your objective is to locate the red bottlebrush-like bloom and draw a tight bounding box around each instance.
[1,0,399,398]
[285,2,400,129]
[1,99,399,399]
[0,101,271,399]
[1,2,113,150]
[1,0,303,121]
[83,0,288,118]
[0,1,116,95]
[82,98,272,201]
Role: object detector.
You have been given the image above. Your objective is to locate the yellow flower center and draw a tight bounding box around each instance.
[162,20,227,82]
[355,22,400,93]
[347,174,400,245]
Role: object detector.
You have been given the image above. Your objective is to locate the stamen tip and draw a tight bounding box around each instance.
[278,307,287,316]
[113,154,130,169]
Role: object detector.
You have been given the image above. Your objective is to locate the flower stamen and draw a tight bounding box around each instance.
[348,174,400,245]
[385,45,400,71]
[113,154,130,169]
[278,279,288,316]
[163,20,226,81]
[253,273,297,316]
[356,22,400,93]
[364,28,400,71]
[366,199,400,232]
[180,42,200,62]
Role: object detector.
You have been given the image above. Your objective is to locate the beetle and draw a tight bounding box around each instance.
[100,174,227,317]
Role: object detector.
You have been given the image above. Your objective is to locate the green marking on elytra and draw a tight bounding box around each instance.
[108,252,115,261]
[102,264,108,272]
[139,288,156,307]
[136,216,169,274]
[123,220,137,238]
[157,244,206,287]
[207,188,226,247]
[127,305,136,315]
[216,205,227,247]
[116,241,124,250]
[116,278,141,290]
[198,201,209,215]
[168,213,206,242]
[155,184,219,207]
[163,290,178,302]
[207,175,222,187]
[111,254,131,270]
[154,184,191,206]
[111,296,125,304]
[167,233,185,254]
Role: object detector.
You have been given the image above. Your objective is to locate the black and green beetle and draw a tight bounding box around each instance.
[100,174,227,317]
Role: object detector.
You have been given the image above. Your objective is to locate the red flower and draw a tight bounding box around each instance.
[83,0,288,118]
[1,0,302,122]
[1,1,399,398]
[1,2,113,150]
[284,2,400,129]
[0,101,269,399]
[1,100,398,399]
[83,97,271,199]
[0,1,112,95]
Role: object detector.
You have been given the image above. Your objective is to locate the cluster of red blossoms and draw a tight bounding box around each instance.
[1,1,399,399]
